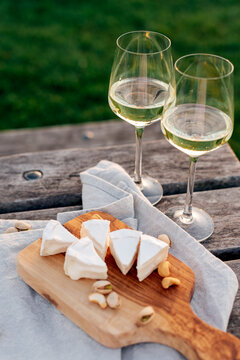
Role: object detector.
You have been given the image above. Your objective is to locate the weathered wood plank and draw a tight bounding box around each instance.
[0,120,163,157]
[0,141,239,213]
[157,187,240,256]
[227,260,240,338]
[0,206,82,220]
[1,187,240,257]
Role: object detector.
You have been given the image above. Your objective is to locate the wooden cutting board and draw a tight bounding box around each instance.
[17,211,240,360]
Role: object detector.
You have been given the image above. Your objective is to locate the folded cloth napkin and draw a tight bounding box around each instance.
[0,160,238,360]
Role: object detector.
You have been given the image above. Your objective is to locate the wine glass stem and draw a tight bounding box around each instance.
[134,127,144,186]
[182,157,198,224]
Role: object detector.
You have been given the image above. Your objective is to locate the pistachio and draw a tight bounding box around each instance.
[158,234,171,247]
[88,293,107,309]
[91,214,103,220]
[106,291,121,309]
[4,227,18,234]
[137,306,155,326]
[92,280,112,294]
[15,221,32,231]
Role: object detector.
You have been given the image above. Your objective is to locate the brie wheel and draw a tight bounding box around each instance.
[64,237,108,280]
[40,220,79,256]
[137,234,169,281]
[80,219,110,260]
[109,229,142,275]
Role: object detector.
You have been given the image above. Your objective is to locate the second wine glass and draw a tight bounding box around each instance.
[108,31,174,204]
[161,53,234,241]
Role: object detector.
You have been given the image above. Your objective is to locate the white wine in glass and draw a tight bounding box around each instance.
[162,104,233,157]
[108,31,175,205]
[109,77,173,127]
[162,53,234,242]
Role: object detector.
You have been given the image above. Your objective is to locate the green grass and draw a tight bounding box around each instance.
[0,0,239,157]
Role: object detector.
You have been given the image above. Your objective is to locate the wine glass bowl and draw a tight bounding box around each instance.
[108,31,174,205]
[162,53,234,241]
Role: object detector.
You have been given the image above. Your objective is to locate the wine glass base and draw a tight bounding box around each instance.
[165,206,214,242]
[133,175,163,205]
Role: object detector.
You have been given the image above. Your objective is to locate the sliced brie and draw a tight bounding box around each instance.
[109,229,142,275]
[80,219,110,260]
[64,237,108,280]
[40,220,78,256]
[137,234,169,282]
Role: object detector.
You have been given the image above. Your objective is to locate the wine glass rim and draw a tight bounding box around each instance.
[175,53,234,80]
[116,30,171,55]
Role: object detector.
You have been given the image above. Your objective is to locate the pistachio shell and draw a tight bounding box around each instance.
[92,280,112,294]
[4,227,18,234]
[137,306,155,325]
[15,221,31,231]
[106,292,121,309]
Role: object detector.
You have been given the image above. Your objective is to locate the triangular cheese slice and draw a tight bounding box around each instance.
[64,237,108,280]
[80,219,110,260]
[137,234,169,281]
[109,229,142,275]
[40,220,79,256]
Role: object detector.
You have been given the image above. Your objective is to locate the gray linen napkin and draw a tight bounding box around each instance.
[0,160,238,360]
[0,229,121,360]
[58,160,239,360]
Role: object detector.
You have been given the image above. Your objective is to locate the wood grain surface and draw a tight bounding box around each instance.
[3,187,239,256]
[227,260,240,338]
[0,140,240,214]
[17,211,240,359]
[0,120,163,156]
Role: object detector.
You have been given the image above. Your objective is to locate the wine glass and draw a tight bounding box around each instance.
[161,53,234,241]
[108,31,174,205]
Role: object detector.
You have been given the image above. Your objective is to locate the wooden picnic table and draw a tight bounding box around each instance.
[0,120,239,338]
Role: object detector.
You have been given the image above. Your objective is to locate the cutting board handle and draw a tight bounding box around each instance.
[152,306,240,360]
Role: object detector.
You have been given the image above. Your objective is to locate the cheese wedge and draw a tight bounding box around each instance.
[64,237,108,280]
[109,229,142,275]
[137,234,169,281]
[80,219,110,260]
[40,220,79,256]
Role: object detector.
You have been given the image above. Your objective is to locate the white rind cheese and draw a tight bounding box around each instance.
[137,234,169,281]
[80,219,110,260]
[64,237,108,280]
[109,229,142,275]
[40,220,79,256]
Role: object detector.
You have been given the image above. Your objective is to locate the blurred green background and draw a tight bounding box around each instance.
[0,0,239,157]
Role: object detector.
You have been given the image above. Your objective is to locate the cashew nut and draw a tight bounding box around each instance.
[4,227,18,234]
[15,221,31,231]
[158,234,171,247]
[162,277,180,289]
[88,293,107,309]
[137,306,155,325]
[92,280,112,294]
[91,214,103,220]
[158,261,171,277]
[106,291,121,309]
